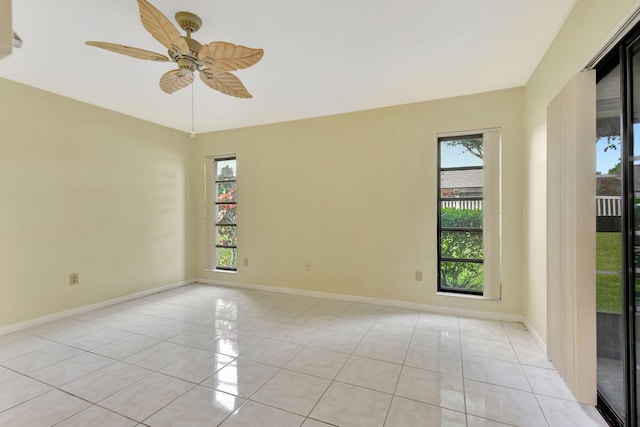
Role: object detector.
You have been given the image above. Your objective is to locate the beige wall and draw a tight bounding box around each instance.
[195,88,524,317]
[6,0,630,332]
[0,78,195,327]
[522,0,638,342]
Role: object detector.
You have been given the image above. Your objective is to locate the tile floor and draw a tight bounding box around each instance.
[0,283,608,427]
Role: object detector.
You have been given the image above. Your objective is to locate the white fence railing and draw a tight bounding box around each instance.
[441,200,483,210]
[441,197,620,215]
[596,196,621,216]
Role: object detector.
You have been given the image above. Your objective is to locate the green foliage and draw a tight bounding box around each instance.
[440,207,483,228]
[217,247,238,269]
[440,261,483,291]
[440,207,483,290]
[441,231,482,259]
[608,162,621,175]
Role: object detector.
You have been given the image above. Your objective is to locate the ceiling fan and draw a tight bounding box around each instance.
[86,0,263,98]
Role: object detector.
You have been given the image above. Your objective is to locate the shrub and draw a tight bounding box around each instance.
[440,207,482,228]
[440,207,483,290]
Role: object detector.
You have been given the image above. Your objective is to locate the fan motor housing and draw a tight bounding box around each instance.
[184,37,202,56]
[168,37,202,64]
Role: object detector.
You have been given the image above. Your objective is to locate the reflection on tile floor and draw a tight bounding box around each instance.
[0,283,608,426]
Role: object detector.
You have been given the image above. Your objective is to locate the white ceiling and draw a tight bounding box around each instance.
[0,0,576,134]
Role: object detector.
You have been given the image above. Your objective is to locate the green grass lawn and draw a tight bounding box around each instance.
[597,273,622,314]
[597,232,622,313]
[596,232,622,271]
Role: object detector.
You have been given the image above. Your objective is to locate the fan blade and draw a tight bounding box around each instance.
[137,0,182,50]
[160,69,194,94]
[199,42,264,71]
[200,68,252,98]
[85,41,169,62]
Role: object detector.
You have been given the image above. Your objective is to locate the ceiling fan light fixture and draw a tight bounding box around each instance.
[176,57,197,72]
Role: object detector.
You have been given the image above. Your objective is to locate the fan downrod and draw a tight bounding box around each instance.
[175,12,202,33]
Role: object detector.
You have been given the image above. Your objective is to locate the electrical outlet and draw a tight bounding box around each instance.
[243,258,249,267]
[70,273,79,286]
[415,271,422,281]
[305,262,311,272]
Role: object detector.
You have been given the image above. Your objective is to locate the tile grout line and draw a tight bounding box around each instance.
[456,315,471,426]
[0,284,599,426]
[501,320,552,427]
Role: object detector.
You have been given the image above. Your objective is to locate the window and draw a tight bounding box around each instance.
[437,130,501,297]
[206,156,237,271]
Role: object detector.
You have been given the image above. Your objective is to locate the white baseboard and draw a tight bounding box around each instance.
[523,317,548,355]
[1,277,529,337]
[0,280,191,336]
[195,278,524,323]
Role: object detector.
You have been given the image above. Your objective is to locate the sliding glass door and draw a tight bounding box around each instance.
[631,39,640,427]
[596,60,625,425]
[595,28,640,427]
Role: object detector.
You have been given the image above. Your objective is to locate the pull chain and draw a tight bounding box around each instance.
[190,82,196,138]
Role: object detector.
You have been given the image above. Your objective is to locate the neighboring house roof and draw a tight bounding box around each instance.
[440,169,482,189]
[596,174,621,197]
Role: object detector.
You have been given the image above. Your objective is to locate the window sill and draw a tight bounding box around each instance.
[436,291,499,301]
[205,269,237,274]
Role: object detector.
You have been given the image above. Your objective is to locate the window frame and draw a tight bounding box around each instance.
[436,129,502,299]
[437,134,485,295]
[205,155,238,272]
